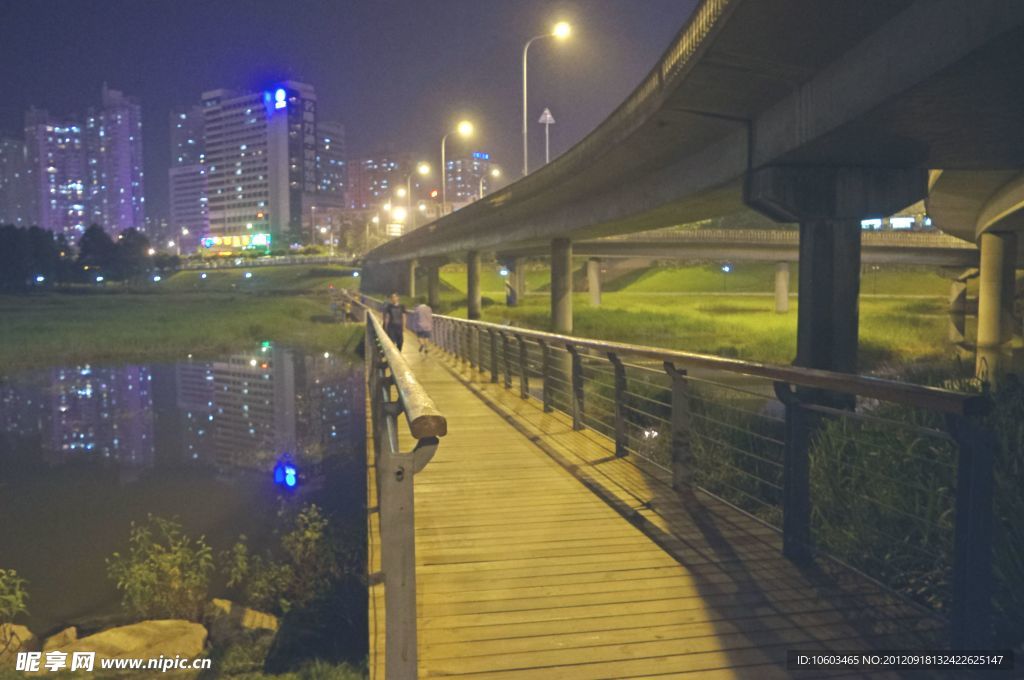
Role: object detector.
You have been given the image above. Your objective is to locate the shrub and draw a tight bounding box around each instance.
[107,515,214,621]
[0,569,29,656]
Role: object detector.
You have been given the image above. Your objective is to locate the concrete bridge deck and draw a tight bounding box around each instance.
[368,341,944,679]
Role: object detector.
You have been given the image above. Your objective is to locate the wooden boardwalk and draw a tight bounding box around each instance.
[368,343,943,679]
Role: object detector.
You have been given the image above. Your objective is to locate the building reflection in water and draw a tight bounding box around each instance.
[0,344,363,477]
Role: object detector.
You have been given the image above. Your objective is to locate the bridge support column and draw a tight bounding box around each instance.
[407,259,417,299]
[975,231,1017,385]
[515,258,526,300]
[551,239,573,334]
[587,258,602,307]
[467,251,482,320]
[774,261,790,313]
[427,265,441,309]
[745,166,928,375]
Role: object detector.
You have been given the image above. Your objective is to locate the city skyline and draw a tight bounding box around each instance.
[0,0,697,222]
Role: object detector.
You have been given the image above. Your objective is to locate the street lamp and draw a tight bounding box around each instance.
[402,161,431,229]
[479,167,502,199]
[441,120,474,214]
[523,21,571,176]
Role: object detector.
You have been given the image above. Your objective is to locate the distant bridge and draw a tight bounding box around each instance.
[499,228,979,268]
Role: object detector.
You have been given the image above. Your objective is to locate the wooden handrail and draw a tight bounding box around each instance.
[365,303,448,439]
[433,314,988,417]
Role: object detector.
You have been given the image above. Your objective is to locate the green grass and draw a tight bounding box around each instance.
[440,292,953,370]
[0,265,363,377]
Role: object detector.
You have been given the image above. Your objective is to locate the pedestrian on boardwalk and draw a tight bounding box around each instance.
[382,292,406,350]
[411,297,434,354]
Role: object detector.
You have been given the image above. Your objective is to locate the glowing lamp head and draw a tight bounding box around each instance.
[35,275,45,283]
[499,268,509,277]
[353,271,360,278]
[200,272,207,279]
[167,240,176,248]
[490,167,502,178]
[456,120,474,138]
[721,264,732,273]
[147,248,156,256]
[552,21,572,40]
[416,162,431,176]
[244,271,253,279]
[392,206,408,222]
[395,187,407,198]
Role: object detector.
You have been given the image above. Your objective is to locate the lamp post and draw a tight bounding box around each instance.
[478,167,502,199]
[441,121,473,215]
[522,21,571,176]
[403,161,430,229]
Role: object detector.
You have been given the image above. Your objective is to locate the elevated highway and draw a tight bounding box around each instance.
[366,0,1024,381]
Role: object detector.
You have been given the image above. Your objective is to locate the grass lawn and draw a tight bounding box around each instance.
[0,265,363,377]
[422,262,959,371]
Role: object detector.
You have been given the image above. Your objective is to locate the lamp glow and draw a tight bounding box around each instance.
[244,272,253,279]
[456,120,474,138]
[392,206,408,222]
[417,162,431,175]
[552,21,572,39]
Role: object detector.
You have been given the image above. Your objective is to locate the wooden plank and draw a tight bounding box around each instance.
[369,341,943,679]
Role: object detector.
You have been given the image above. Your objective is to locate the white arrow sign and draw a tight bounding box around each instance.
[538,108,556,164]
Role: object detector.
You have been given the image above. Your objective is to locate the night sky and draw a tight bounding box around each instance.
[0,0,697,219]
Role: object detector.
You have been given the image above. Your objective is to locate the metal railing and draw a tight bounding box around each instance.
[430,314,997,649]
[365,306,447,679]
[179,254,353,270]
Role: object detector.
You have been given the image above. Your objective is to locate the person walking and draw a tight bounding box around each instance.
[411,297,434,354]
[382,292,406,351]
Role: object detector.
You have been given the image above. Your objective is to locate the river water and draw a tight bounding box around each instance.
[0,344,365,638]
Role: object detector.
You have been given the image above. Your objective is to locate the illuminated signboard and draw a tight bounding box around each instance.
[200,233,272,250]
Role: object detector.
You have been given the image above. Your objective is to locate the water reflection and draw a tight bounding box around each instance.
[0,345,362,476]
[0,344,365,634]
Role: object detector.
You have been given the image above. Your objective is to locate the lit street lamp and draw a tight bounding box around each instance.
[402,161,431,229]
[523,21,571,176]
[479,167,502,199]
[441,120,474,214]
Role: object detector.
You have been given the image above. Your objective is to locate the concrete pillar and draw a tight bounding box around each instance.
[587,258,602,307]
[975,231,1017,383]
[774,261,790,313]
[515,258,526,300]
[745,166,927,375]
[407,259,417,299]
[795,220,861,374]
[467,251,481,320]
[427,265,441,309]
[550,239,573,334]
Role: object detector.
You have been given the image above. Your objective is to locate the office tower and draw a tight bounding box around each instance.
[446,151,498,206]
[23,108,87,237]
[169,106,208,251]
[201,81,317,250]
[84,85,145,232]
[0,137,32,227]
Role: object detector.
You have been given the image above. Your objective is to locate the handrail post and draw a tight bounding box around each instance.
[477,325,486,373]
[502,332,513,389]
[568,344,584,430]
[608,353,627,457]
[517,335,529,399]
[467,325,476,370]
[947,414,995,649]
[489,330,499,382]
[539,340,553,412]
[664,362,694,491]
[774,382,812,564]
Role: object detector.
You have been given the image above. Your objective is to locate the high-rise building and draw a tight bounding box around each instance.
[345,154,406,209]
[24,108,87,237]
[316,120,346,198]
[0,137,32,227]
[446,151,499,207]
[201,81,317,250]
[169,106,208,251]
[84,85,145,233]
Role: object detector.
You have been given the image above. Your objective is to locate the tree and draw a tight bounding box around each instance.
[114,228,151,281]
[77,224,116,276]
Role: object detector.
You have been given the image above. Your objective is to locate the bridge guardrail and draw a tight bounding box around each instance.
[429,313,996,649]
[179,255,354,270]
[363,300,446,679]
